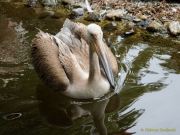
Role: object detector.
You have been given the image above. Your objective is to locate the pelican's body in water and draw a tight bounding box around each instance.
[32,19,118,99]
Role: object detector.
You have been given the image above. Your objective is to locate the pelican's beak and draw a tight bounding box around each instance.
[95,40,115,89]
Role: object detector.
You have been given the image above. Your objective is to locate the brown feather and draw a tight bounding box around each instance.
[32,32,69,91]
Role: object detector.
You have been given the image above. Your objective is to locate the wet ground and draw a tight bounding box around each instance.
[0,1,180,135]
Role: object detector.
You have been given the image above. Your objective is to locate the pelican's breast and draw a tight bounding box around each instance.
[64,75,110,99]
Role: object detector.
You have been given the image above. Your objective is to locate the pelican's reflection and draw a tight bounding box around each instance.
[36,83,137,135]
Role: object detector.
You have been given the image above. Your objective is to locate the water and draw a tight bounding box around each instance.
[0,1,180,135]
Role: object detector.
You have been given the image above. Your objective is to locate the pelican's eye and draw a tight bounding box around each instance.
[90,33,93,36]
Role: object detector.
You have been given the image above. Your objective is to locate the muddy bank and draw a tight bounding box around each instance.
[24,0,180,37]
[2,0,180,38]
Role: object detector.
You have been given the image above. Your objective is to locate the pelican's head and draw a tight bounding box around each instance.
[87,24,115,89]
[87,24,103,40]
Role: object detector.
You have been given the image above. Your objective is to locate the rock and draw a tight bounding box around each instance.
[133,18,141,23]
[124,22,135,36]
[139,15,148,20]
[99,10,107,18]
[164,22,170,28]
[111,21,117,27]
[128,22,135,29]
[121,15,134,21]
[106,9,127,20]
[168,21,180,36]
[72,8,84,16]
[85,12,101,22]
[61,0,74,5]
[137,20,150,28]
[125,29,135,36]
[27,0,37,7]
[161,16,169,23]
[41,0,58,6]
[147,20,163,32]
[171,7,177,13]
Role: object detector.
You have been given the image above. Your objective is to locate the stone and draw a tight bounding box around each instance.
[122,15,134,21]
[147,20,163,32]
[125,29,135,36]
[133,17,141,23]
[111,21,117,27]
[168,21,180,36]
[106,9,127,20]
[72,8,84,16]
[27,0,37,7]
[137,20,150,28]
[85,12,101,22]
[41,0,59,6]
[128,22,135,29]
[139,15,148,20]
[164,22,170,29]
[61,0,74,5]
[99,10,107,18]
[171,7,177,13]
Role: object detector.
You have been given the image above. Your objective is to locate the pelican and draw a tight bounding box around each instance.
[32,19,118,99]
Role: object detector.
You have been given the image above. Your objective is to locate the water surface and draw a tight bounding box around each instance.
[0,1,180,135]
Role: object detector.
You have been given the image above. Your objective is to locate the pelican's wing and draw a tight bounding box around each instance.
[32,31,70,91]
[55,19,89,72]
[53,36,84,83]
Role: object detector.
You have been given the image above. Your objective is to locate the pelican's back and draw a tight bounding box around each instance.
[55,19,90,72]
[32,32,69,91]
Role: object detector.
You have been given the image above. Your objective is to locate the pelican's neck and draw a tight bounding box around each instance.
[88,45,101,82]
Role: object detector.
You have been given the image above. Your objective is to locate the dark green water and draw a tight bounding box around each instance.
[0,1,180,135]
